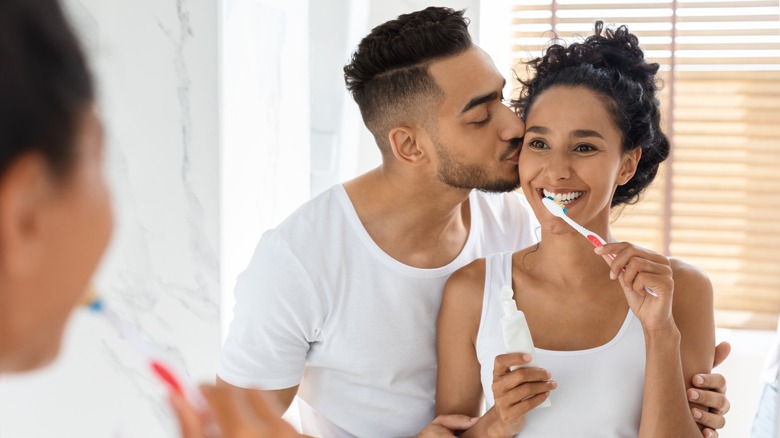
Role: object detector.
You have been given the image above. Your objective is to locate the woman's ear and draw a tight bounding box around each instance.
[618,147,642,186]
[388,125,427,165]
[0,153,50,276]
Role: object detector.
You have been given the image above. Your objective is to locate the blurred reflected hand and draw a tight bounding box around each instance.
[170,384,302,438]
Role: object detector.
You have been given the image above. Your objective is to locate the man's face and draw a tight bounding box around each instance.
[426,46,525,193]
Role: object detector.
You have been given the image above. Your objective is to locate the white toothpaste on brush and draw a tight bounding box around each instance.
[500,285,551,408]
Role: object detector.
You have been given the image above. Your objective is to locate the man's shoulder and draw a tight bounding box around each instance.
[273,185,346,234]
[260,184,359,265]
[469,190,539,250]
[471,190,534,222]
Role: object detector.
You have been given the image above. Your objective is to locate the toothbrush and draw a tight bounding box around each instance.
[82,289,210,412]
[541,196,658,297]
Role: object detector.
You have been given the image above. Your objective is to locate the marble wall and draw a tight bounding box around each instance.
[0,0,222,436]
[0,0,313,435]
[220,0,310,339]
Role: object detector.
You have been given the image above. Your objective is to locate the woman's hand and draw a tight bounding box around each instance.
[596,242,675,332]
[170,384,302,438]
[490,353,556,437]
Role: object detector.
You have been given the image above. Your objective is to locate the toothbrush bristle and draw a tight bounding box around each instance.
[86,298,103,312]
[545,196,567,214]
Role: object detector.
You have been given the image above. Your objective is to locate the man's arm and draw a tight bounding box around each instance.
[216,376,298,413]
[215,231,322,425]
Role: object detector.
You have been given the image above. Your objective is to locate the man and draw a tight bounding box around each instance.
[217,7,730,437]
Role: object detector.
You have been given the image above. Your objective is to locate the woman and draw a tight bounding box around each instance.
[437,22,717,437]
[0,0,298,436]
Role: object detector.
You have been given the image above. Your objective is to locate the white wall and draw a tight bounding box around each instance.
[716,328,776,437]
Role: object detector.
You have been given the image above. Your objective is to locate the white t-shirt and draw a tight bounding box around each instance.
[476,252,645,437]
[217,184,538,438]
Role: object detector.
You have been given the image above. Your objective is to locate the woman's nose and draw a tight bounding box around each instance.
[544,151,572,180]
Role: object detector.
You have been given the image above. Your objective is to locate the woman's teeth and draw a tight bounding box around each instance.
[542,189,583,205]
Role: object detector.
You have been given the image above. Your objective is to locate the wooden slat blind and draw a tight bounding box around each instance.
[510,0,780,329]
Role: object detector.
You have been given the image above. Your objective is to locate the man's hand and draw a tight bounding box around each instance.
[414,415,478,437]
[689,341,732,437]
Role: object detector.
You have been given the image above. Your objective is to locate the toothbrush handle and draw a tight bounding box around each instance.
[103,308,210,411]
[151,360,184,396]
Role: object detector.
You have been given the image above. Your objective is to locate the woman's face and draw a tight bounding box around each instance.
[0,106,113,372]
[519,86,639,235]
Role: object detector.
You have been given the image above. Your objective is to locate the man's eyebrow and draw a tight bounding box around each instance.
[460,80,506,114]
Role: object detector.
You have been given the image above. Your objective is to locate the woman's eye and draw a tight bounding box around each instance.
[574,144,597,152]
[528,139,548,149]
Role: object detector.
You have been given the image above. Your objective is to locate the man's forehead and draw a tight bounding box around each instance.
[428,46,505,111]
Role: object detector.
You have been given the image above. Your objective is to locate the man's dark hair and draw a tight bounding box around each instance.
[344,7,472,155]
[0,0,95,178]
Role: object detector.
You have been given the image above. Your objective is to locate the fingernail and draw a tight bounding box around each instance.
[550,380,557,388]
[610,271,616,280]
[689,390,699,400]
[705,430,712,438]
[522,354,532,362]
[692,409,702,420]
[694,375,704,385]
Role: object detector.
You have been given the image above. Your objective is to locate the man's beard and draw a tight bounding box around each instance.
[434,138,521,193]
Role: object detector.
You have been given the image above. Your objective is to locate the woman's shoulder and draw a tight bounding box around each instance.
[440,258,488,336]
[670,258,713,295]
[669,257,714,317]
[446,257,488,296]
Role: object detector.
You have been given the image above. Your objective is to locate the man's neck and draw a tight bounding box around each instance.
[343,167,473,269]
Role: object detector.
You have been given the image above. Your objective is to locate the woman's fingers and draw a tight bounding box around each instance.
[597,243,669,281]
[492,353,556,424]
[495,380,557,406]
[494,367,552,393]
[493,353,533,377]
[596,243,673,298]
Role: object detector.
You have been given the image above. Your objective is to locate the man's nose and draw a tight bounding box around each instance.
[498,105,525,142]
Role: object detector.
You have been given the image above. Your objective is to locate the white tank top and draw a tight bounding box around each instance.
[476,252,646,437]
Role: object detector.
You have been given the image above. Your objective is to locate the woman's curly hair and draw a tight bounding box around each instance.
[513,21,670,207]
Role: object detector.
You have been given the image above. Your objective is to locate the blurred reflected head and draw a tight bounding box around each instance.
[0,0,112,373]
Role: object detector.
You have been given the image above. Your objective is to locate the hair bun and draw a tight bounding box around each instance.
[582,21,660,92]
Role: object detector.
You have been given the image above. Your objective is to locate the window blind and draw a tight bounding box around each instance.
[510,0,780,329]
